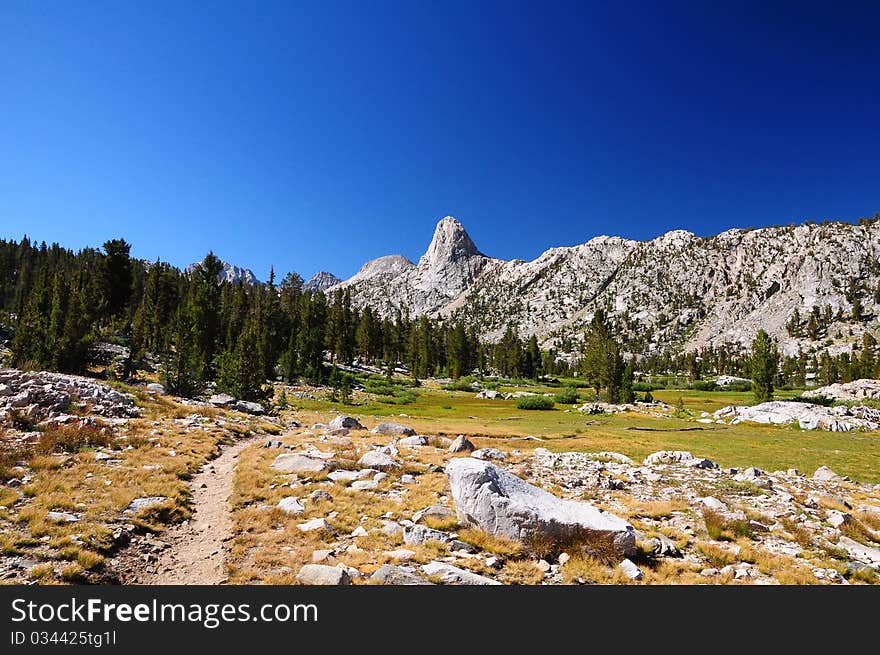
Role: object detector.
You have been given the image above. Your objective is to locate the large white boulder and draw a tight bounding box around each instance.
[445,458,636,556]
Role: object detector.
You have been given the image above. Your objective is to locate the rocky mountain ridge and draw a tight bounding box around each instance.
[328,215,880,355]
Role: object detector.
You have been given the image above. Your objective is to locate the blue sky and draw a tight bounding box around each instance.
[1,1,878,281]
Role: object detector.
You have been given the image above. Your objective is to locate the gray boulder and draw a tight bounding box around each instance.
[398,435,429,447]
[357,450,399,471]
[208,393,236,407]
[371,422,415,436]
[271,454,330,475]
[329,415,365,431]
[449,435,475,453]
[404,525,451,545]
[446,458,636,556]
[277,497,305,514]
[370,564,432,585]
[471,448,507,461]
[421,562,500,585]
[296,564,351,585]
[234,400,265,415]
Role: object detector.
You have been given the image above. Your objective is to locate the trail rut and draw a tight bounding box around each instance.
[132,436,259,585]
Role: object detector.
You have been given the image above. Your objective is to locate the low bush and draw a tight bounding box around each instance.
[785,394,834,407]
[515,396,555,410]
[554,386,580,404]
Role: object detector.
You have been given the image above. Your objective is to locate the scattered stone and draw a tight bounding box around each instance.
[47,511,80,523]
[297,518,332,533]
[208,393,236,407]
[271,454,330,475]
[398,435,429,447]
[826,510,851,529]
[412,505,454,524]
[328,469,371,483]
[382,548,416,561]
[370,564,431,585]
[311,549,333,563]
[813,466,841,482]
[619,558,643,580]
[421,562,501,585]
[404,525,451,545]
[329,415,365,431]
[125,497,168,513]
[309,490,333,503]
[471,448,507,461]
[646,535,681,558]
[296,564,350,585]
[643,451,695,466]
[535,559,551,573]
[351,479,379,491]
[277,497,305,514]
[357,450,399,471]
[234,400,265,415]
[350,526,368,537]
[146,383,166,395]
[449,435,475,453]
[371,422,415,436]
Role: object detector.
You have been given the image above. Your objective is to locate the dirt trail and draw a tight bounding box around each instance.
[133,436,260,585]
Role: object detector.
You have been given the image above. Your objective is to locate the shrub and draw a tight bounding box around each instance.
[786,394,834,407]
[554,386,579,404]
[690,380,718,391]
[35,424,112,455]
[515,396,555,410]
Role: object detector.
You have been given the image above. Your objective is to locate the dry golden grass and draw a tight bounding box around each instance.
[695,541,737,568]
[502,560,545,585]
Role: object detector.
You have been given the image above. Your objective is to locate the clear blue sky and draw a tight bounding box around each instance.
[1,1,878,281]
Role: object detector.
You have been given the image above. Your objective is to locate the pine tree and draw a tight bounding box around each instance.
[750,329,778,403]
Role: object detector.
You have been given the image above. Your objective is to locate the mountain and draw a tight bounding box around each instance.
[186,261,262,285]
[303,271,342,292]
[330,215,880,356]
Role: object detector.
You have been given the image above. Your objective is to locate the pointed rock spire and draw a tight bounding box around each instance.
[420,216,482,269]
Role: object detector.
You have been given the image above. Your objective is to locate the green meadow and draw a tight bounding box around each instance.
[289,384,880,484]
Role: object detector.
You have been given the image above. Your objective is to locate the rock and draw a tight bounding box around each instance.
[421,562,501,585]
[277,497,305,514]
[381,521,404,536]
[350,479,379,491]
[297,518,332,533]
[445,458,636,556]
[404,525,451,545]
[328,415,365,431]
[327,469,371,483]
[826,510,851,529]
[412,505,455,524]
[643,451,695,466]
[646,535,681,558]
[370,564,432,585]
[146,383,166,395]
[296,564,350,585]
[47,511,79,523]
[813,466,841,482]
[558,552,571,566]
[371,422,415,436]
[535,559,551,573]
[448,540,476,554]
[476,390,503,400]
[401,474,416,484]
[263,440,284,449]
[271,454,330,475]
[838,537,880,568]
[398,435,429,447]
[618,558,643,580]
[449,435,475,453]
[311,549,333,563]
[382,548,416,561]
[310,490,333,503]
[686,457,719,469]
[208,393,236,407]
[357,450,399,471]
[471,448,507,461]
[125,497,168,513]
[718,401,877,432]
[234,400,265,415]
[350,526,368,537]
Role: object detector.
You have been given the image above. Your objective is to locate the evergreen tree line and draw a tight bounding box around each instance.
[0,237,557,401]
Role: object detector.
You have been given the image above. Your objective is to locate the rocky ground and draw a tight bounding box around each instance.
[225,413,880,585]
[2,371,880,586]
